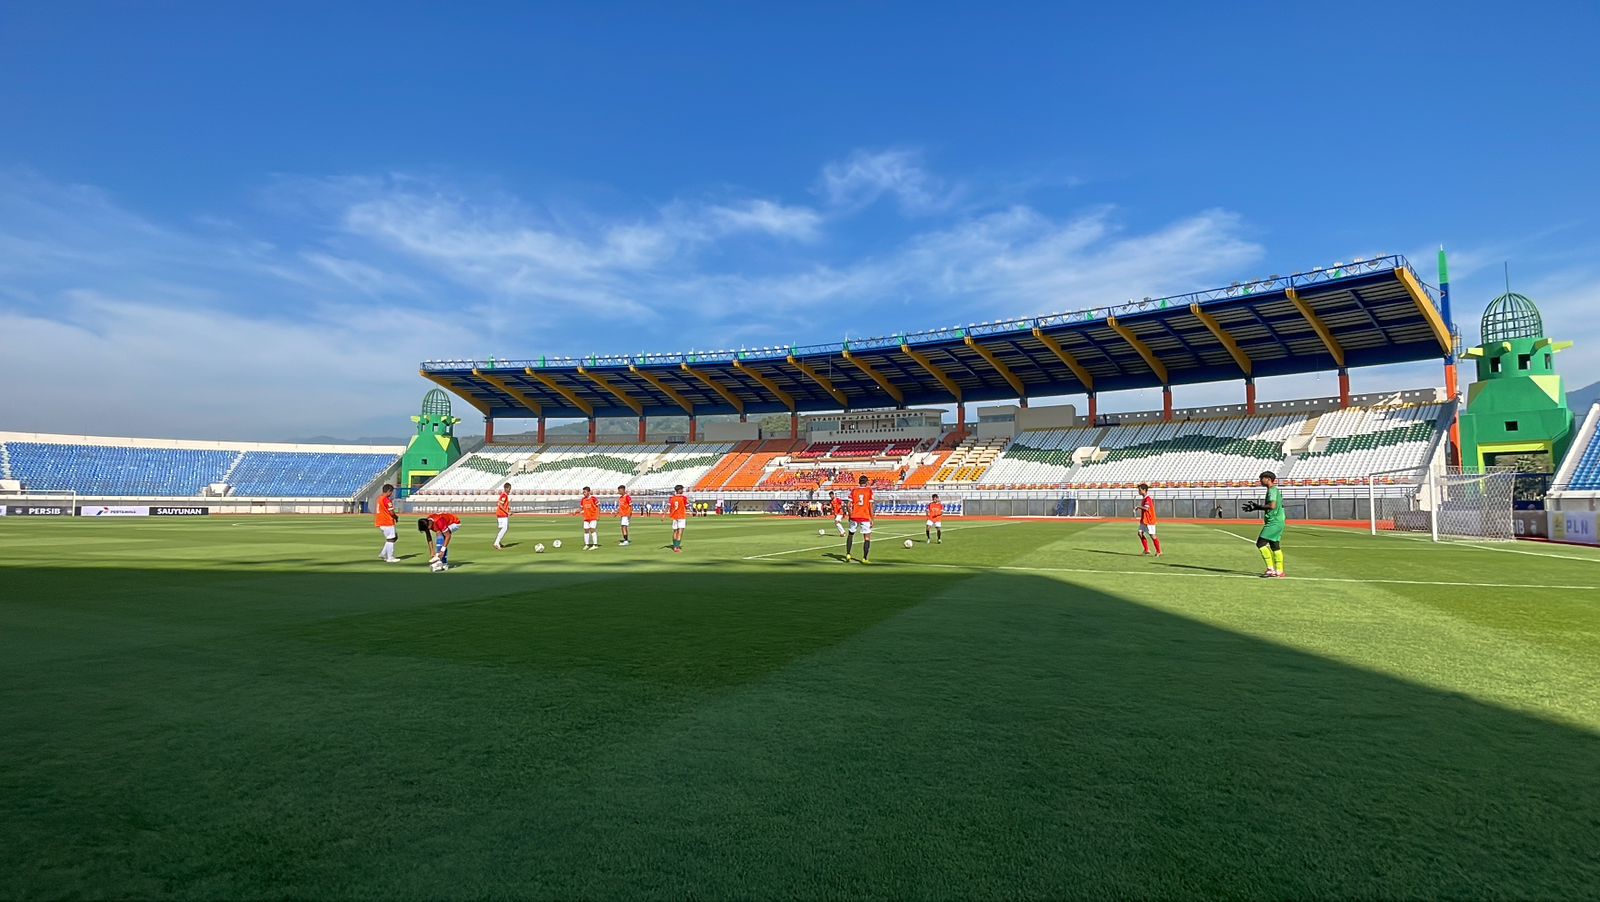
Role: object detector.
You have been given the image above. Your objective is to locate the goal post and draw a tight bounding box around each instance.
[2,491,78,517]
[1369,466,1516,542]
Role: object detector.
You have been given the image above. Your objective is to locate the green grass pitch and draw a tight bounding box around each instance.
[3,514,1599,899]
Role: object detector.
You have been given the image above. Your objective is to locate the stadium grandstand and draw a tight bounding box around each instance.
[0,432,402,513]
[14,252,1585,536]
[409,254,1477,523]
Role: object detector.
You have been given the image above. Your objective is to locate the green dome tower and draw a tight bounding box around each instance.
[401,389,464,490]
[1458,292,1575,473]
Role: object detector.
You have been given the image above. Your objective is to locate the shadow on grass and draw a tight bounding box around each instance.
[0,564,1597,898]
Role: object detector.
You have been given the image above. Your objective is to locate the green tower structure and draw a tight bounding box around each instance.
[401,389,464,491]
[1458,292,1575,473]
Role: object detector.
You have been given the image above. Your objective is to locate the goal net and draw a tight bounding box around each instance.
[1370,466,1516,542]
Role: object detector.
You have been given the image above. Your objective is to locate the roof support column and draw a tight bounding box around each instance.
[957,404,966,432]
[589,418,597,444]
[790,412,799,440]
[537,417,546,444]
[1339,367,1351,408]
[1245,378,1256,416]
[1163,386,1173,422]
[638,417,647,442]
[689,415,698,442]
[485,416,495,444]
[1087,393,1097,426]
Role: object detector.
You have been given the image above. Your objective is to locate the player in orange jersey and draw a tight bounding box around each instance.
[1136,483,1162,557]
[579,486,601,550]
[419,511,461,569]
[494,482,512,550]
[616,484,633,546]
[667,484,689,553]
[844,474,874,563]
[374,483,400,562]
[829,491,846,536]
[925,494,944,544]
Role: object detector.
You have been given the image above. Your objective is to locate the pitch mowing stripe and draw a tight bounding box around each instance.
[912,560,1600,591]
[740,521,1021,560]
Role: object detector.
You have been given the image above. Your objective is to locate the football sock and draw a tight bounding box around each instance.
[1273,550,1284,573]
[1139,534,1150,553]
[1259,546,1274,570]
[845,534,855,557]
[1152,536,1162,554]
[382,540,395,559]
[862,539,870,561]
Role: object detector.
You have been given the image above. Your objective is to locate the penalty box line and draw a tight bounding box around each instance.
[912,561,1600,592]
[741,521,1020,561]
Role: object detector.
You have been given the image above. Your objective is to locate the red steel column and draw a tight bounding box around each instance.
[1087,393,1097,426]
[638,417,647,442]
[537,417,546,444]
[1162,386,1173,421]
[790,412,798,440]
[588,418,597,444]
[1338,368,1351,408]
[484,417,494,444]
[689,416,698,442]
[1245,379,1257,416]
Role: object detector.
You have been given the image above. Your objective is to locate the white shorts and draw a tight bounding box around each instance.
[583,520,598,530]
[444,523,460,533]
[497,517,508,528]
[926,519,942,529]
[619,516,630,527]
[834,514,844,523]
[848,520,872,535]
[379,525,396,540]
[1138,523,1157,536]
[671,519,687,530]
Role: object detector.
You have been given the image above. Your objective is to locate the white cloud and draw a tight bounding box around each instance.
[702,199,822,241]
[9,158,1446,439]
[818,148,954,214]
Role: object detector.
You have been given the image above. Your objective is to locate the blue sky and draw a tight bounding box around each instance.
[3,1,1598,440]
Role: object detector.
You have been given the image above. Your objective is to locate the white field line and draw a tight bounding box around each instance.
[911,561,1600,592]
[1298,523,1600,563]
[741,520,1020,561]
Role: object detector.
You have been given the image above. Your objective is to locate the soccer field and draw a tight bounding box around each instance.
[3,514,1599,899]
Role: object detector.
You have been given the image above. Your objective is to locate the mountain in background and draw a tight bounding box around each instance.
[1570,380,1600,412]
[288,435,412,446]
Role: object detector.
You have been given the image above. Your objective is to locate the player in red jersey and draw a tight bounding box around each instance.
[844,474,874,564]
[925,494,944,544]
[667,484,689,553]
[829,491,846,536]
[579,486,601,550]
[374,483,400,562]
[1136,483,1162,557]
[418,511,461,569]
[616,484,633,546]
[494,482,512,550]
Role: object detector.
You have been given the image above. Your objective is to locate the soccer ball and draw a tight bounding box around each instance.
[534,543,546,553]
[430,560,447,572]
[818,529,825,536]
[903,539,915,549]
[552,539,562,549]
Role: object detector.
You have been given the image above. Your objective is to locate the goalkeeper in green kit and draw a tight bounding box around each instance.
[1242,470,1286,578]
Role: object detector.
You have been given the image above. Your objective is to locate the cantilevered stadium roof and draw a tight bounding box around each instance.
[421,254,1457,420]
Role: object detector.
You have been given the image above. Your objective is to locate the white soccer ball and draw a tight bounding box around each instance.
[552,539,562,549]
[903,539,915,549]
[430,560,445,572]
[818,529,826,536]
[534,543,546,553]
